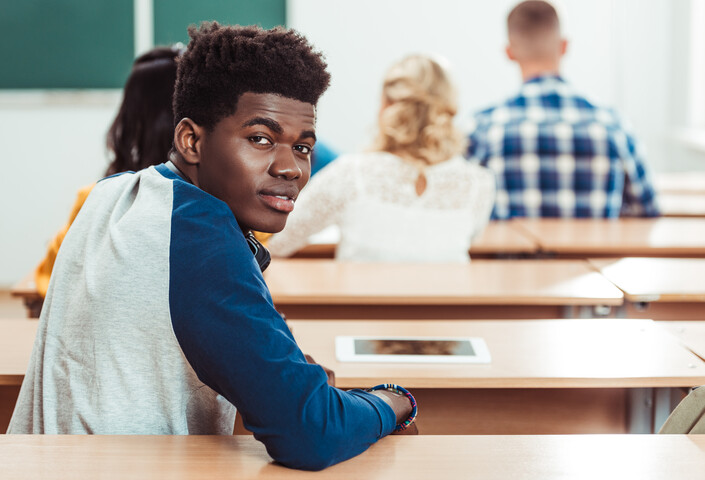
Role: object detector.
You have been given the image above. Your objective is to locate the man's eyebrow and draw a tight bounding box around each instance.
[241,117,316,143]
[300,130,317,143]
[241,117,283,134]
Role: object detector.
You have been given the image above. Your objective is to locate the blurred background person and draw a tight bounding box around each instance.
[33,46,183,302]
[465,0,660,220]
[268,54,495,262]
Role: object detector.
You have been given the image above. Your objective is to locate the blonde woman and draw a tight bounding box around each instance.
[268,54,495,262]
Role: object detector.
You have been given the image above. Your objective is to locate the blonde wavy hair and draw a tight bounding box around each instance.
[372,54,466,166]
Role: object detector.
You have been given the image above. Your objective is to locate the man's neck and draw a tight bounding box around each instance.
[169,157,199,187]
[518,61,561,82]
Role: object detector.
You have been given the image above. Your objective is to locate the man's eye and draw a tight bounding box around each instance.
[249,136,271,146]
[295,145,312,155]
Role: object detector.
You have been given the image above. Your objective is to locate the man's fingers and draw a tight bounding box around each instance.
[325,368,335,387]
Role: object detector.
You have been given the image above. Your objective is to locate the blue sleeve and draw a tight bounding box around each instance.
[465,112,503,219]
[464,111,489,164]
[615,127,660,217]
[466,127,479,159]
[167,182,396,470]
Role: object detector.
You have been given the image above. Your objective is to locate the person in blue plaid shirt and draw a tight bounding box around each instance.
[465,0,659,220]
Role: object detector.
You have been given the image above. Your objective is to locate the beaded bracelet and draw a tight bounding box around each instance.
[367,383,417,431]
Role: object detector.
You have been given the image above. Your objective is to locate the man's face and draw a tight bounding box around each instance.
[197,92,315,233]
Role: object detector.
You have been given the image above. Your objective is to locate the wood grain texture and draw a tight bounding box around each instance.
[658,321,705,360]
[289,319,705,389]
[514,218,705,256]
[590,257,705,302]
[290,221,540,259]
[2,435,705,479]
[0,319,38,386]
[265,259,623,308]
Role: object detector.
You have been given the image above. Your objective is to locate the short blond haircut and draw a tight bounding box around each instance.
[372,55,465,166]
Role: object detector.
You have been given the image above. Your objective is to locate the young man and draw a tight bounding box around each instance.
[9,23,415,470]
[465,0,660,219]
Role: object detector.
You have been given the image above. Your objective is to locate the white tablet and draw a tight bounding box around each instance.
[335,336,491,364]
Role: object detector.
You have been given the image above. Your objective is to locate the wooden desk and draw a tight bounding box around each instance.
[654,171,705,194]
[3,318,698,435]
[0,319,37,433]
[3,435,705,479]
[10,274,42,318]
[0,319,37,387]
[514,218,705,257]
[266,259,623,319]
[10,223,540,318]
[658,321,705,361]
[659,192,705,218]
[292,221,539,259]
[290,318,705,434]
[590,258,705,320]
[468,220,539,256]
[289,225,337,258]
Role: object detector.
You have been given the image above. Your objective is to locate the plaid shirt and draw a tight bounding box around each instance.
[465,75,659,219]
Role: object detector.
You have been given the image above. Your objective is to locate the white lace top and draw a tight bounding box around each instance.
[268,152,496,262]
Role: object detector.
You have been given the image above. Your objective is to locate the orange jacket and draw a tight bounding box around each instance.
[34,184,95,297]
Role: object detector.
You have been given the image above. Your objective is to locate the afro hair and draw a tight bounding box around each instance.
[173,22,331,130]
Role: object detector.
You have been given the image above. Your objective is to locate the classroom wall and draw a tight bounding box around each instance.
[0,93,120,287]
[0,0,703,287]
[288,0,697,171]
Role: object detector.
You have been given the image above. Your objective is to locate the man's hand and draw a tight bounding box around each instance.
[368,389,419,435]
[285,312,334,386]
[304,354,335,386]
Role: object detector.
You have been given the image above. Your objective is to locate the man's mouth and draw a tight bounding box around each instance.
[259,192,296,213]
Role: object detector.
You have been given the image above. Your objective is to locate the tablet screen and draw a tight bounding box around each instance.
[354,339,475,356]
[336,336,491,363]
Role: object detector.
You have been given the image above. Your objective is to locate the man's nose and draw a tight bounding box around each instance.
[269,146,302,180]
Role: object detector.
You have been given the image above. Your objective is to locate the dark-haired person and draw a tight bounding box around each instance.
[9,23,416,471]
[33,46,182,300]
[465,0,659,219]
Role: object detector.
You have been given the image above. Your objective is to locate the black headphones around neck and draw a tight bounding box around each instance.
[165,161,271,272]
[245,231,271,272]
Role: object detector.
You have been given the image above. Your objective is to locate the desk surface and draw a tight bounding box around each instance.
[590,258,705,302]
[654,171,705,194]
[265,259,623,306]
[294,221,539,258]
[2,434,705,479]
[0,319,37,386]
[470,220,539,254]
[659,321,705,361]
[289,319,705,389]
[513,218,705,256]
[659,192,705,218]
[9,273,38,299]
[6,318,702,389]
[3,318,688,435]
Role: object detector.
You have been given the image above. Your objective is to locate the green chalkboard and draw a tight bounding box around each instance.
[154,0,286,46]
[0,0,135,89]
[0,0,286,89]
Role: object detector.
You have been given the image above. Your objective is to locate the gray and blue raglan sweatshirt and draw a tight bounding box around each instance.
[8,164,396,470]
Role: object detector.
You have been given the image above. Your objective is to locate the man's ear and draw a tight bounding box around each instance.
[559,38,568,57]
[174,118,204,166]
